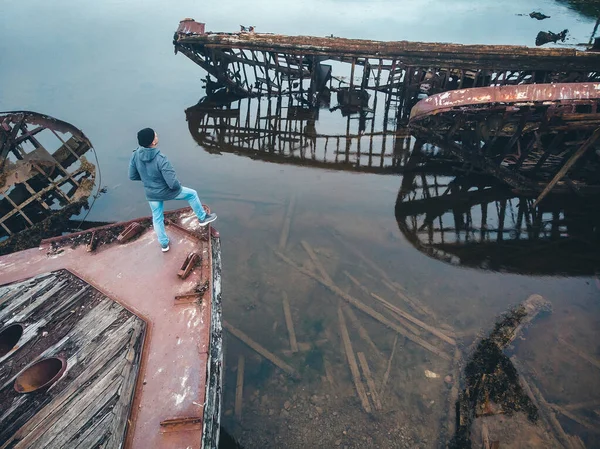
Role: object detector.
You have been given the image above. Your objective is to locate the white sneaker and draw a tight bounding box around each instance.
[161,244,170,252]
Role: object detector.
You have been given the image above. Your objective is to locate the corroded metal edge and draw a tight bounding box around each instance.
[409,82,600,121]
[202,233,223,449]
[174,20,598,65]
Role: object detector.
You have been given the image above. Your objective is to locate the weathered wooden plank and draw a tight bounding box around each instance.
[278,193,296,250]
[224,321,299,378]
[7,284,88,325]
[301,240,334,285]
[357,352,382,411]
[0,299,124,392]
[0,275,57,319]
[106,320,146,449]
[71,412,113,449]
[343,304,385,361]
[370,292,456,346]
[1,316,139,445]
[338,305,372,413]
[235,355,245,421]
[12,357,127,449]
[32,375,124,449]
[282,292,298,353]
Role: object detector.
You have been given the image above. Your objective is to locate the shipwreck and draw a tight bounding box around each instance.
[0,208,223,448]
[0,111,97,249]
[175,20,600,200]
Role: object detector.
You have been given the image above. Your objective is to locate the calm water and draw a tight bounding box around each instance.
[2,1,600,448]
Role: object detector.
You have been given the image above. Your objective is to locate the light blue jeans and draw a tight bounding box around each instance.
[148,186,207,247]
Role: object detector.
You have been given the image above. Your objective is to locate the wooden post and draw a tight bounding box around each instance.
[338,305,372,413]
[282,292,298,353]
[235,355,245,421]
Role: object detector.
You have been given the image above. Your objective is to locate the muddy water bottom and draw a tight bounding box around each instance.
[209,185,600,449]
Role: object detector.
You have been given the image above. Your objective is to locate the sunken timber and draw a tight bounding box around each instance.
[0,208,223,448]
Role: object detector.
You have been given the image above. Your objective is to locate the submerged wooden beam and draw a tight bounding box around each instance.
[278,193,296,250]
[381,334,398,393]
[282,292,298,353]
[338,305,372,413]
[224,321,299,378]
[235,355,245,421]
[275,250,451,361]
[357,352,382,411]
[343,304,385,361]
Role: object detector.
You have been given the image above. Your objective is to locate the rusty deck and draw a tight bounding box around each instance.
[0,207,223,448]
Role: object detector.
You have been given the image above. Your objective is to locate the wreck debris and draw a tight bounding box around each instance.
[274,249,452,361]
[0,111,96,239]
[357,352,382,411]
[174,19,599,120]
[449,294,552,448]
[282,292,299,353]
[338,304,372,414]
[223,320,300,378]
[279,193,296,250]
[529,12,551,20]
[536,29,569,46]
[235,355,245,421]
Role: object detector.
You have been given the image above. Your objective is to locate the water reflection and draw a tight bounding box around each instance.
[185,90,461,174]
[395,151,600,275]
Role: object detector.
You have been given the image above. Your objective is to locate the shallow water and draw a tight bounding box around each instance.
[1,1,600,447]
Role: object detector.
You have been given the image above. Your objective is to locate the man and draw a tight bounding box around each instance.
[129,127,217,252]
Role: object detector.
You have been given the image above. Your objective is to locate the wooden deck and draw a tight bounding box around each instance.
[0,270,145,448]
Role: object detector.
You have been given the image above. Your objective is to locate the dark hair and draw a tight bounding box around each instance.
[137,128,155,147]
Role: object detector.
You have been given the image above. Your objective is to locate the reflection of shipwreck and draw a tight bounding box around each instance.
[0,111,96,240]
[395,151,600,275]
[185,93,462,175]
[174,19,599,118]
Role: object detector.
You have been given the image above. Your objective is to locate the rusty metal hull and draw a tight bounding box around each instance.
[174,19,600,116]
[409,82,600,196]
[0,111,96,238]
[0,207,223,449]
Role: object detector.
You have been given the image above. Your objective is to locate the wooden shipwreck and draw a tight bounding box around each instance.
[0,111,97,241]
[174,19,599,118]
[0,207,223,448]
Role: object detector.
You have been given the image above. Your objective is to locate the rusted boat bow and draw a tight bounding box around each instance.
[0,207,223,448]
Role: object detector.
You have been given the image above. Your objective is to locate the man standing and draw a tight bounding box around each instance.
[129,127,217,252]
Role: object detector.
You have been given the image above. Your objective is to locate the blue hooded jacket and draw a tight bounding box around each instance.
[128,146,182,201]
